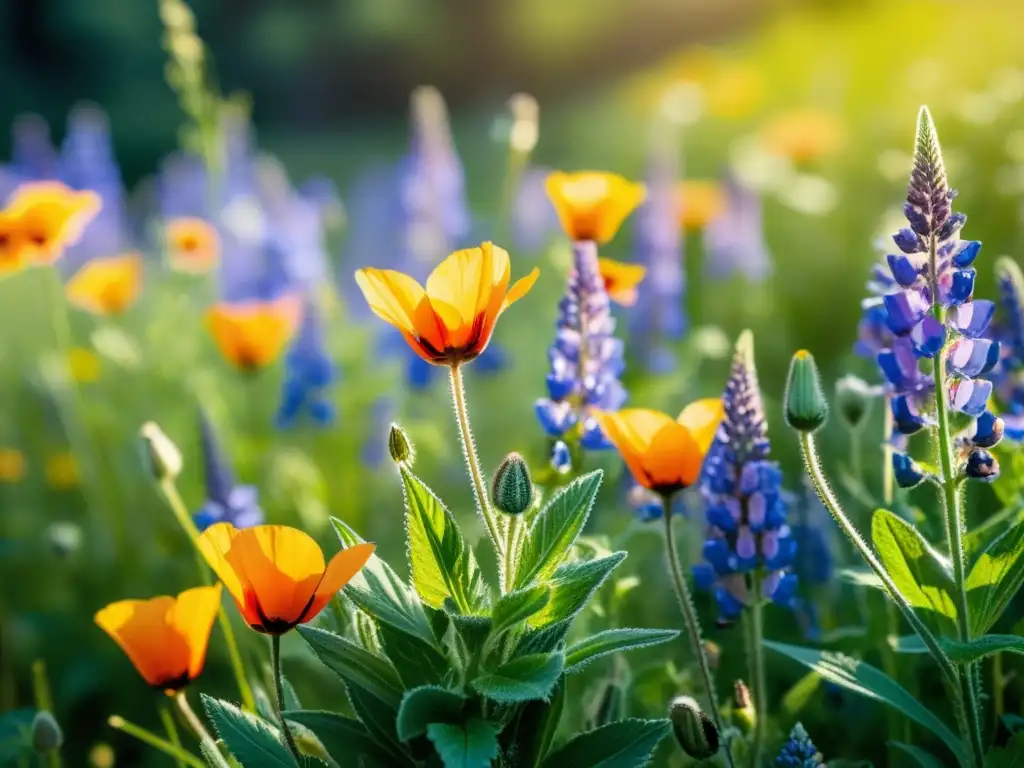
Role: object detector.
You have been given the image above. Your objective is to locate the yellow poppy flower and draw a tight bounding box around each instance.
[165,217,219,273]
[355,241,539,366]
[593,399,723,495]
[3,181,101,264]
[204,295,302,371]
[65,253,143,315]
[598,257,646,306]
[677,180,726,232]
[545,172,645,244]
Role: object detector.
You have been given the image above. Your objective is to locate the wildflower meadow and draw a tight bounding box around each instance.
[4,0,1024,765]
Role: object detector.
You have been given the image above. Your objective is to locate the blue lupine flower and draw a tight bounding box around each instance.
[194,409,263,531]
[535,240,627,461]
[991,258,1024,441]
[0,114,60,197]
[875,108,1003,482]
[703,173,772,282]
[695,332,797,624]
[276,298,336,428]
[631,132,686,373]
[774,723,824,767]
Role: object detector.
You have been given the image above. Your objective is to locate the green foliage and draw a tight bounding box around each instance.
[427,719,500,768]
[891,633,1024,665]
[564,628,679,675]
[471,653,565,704]
[890,741,950,768]
[966,520,1024,635]
[396,687,466,741]
[284,710,407,767]
[201,695,297,767]
[296,626,403,707]
[538,719,672,768]
[985,731,1024,768]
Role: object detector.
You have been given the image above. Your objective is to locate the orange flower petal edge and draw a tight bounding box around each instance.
[598,257,646,306]
[4,181,102,265]
[204,294,303,371]
[545,171,646,244]
[166,217,220,273]
[65,253,143,315]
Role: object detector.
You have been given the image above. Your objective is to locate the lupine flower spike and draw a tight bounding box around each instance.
[773,722,825,767]
[94,585,222,692]
[193,409,263,531]
[276,297,336,428]
[703,173,772,282]
[991,257,1024,441]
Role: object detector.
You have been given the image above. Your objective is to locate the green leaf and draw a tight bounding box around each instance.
[331,516,439,649]
[528,551,626,630]
[564,628,679,675]
[781,672,821,717]
[985,731,1024,768]
[891,633,1024,665]
[201,695,294,767]
[503,679,565,767]
[426,719,500,768]
[346,685,407,762]
[490,585,551,639]
[284,710,407,767]
[871,508,956,627]
[890,741,947,768]
[297,626,403,708]
[539,718,672,768]
[837,568,884,590]
[401,468,490,614]
[471,653,565,704]
[765,641,965,764]
[516,471,603,587]
[378,624,448,689]
[966,520,1024,635]
[396,686,466,741]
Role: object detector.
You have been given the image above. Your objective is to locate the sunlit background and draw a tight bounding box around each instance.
[2,0,1024,764]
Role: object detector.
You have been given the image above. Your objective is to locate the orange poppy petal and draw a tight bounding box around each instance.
[354,268,428,334]
[427,245,498,327]
[6,182,101,263]
[598,258,646,306]
[167,217,219,273]
[646,422,704,489]
[502,267,540,310]
[301,543,376,624]
[65,253,142,315]
[95,597,190,687]
[169,584,223,680]
[204,296,301,369]
[677,398,725,454]
[196,523,246,607]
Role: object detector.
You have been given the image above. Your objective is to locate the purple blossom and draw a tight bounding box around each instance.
[194,409,263,531]
[276,298,336,429]
[990,258,1024,441]
[703,174,772,282]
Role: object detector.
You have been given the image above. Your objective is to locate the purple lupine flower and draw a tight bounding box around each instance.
[276,297,336,428]
[510,166,560,253]
[876,108,1003,484]
[693,332,797,624]
[703,173,772,282]
[631,128,686,373]
[774,723,824,768]
[535,240,627,471]
[0,114,60,198]
[194,408,263,531]
[990,258,1024,441]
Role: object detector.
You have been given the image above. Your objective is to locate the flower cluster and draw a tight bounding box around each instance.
[773,722,824,767]
[276,298,336,428]
[193,409,264,531]
[870,108,1003,486]
[694,332,797,623]
[991,257,1024,441]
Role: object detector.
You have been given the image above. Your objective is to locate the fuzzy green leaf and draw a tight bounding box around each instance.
[890,741,947,768]
[502,679,565,767]
[200,695,294,768]
[378,624,448,689]
[539,718,672,768]
[528,551,626,630]
[564,628,679,674]
[284,710,408,767]
[490,585,551,639]
[516,471,603,587]
[471,653,565,704]
[396,686,466,741]
[346,684,406,761]
[402,468,490,614]
[765,640,965,764]
[871,509,956,627]
[426,719,499,768]
[891,633,1024,665]
[985,731,1024,768]
[966,520,1024,635]
[297,626,403,708]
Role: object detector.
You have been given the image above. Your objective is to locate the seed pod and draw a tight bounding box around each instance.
[491,453,534,516]
[388,424,413,466]
[32,711,63,754]
[785,350,829,433]
[835,375,875,430]
[139,422,183,481]
[669,696,719,759]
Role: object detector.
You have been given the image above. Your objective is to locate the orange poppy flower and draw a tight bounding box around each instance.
[0,211,27,277]
[165,217,219,273]
[593,399,723,495]
[205,295,302,371]
[3,182,101,265]
[355,241,539,366]
[545,172,646,244]
[761,109,844,164]
[197,523,375,635]
[94,584,222,692]
[677,180,726,232]
[598,257,646,306]
[65,253,143,315]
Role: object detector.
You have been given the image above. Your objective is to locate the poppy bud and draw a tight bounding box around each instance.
[669,696,719,759]
[388,424,413,466]
[139,422,183,481]
[835,375,875,430]
[785,351,829,433]
[32,711,63,754]
[733,680,756,734]
[491,453,534,516]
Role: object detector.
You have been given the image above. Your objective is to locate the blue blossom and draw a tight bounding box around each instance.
[703,173,772,282]
[990,258,1024,441]
[631,131,686,373]
[194,409,263,531]
[774,723,824,768]
[276,298,336,429]
[694,332,797,624]
[1,114,60,197]
[535,240,627,463]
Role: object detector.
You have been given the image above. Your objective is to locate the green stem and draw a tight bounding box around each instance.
[927,234,986,767]
[271,635,302,763]
[745,575,767,767]
[503,516,519,594]
[448,364,505,575]
[174,692,231,768]
[158,477,256,712]
[159,705,187,768]
[994,652,1005,720]
[30,660,61,768]
[661,499,735,768]
[108,714,206,768]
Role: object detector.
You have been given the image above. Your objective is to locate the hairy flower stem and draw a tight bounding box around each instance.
[271,636,302,762]
[159,705,187,768]
[449,364,506,582]
[174,692,231,768]
[30,661,61,768]
[798,432,978,765]
[661,496,735,768]
[744,575,767,767]
[109,714,206,768]
[158,477,255,713]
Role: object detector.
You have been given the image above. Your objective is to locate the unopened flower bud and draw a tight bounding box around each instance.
[388,424,413,466]
[893,452,926,489]
[491,453,534,516]
[139,422,182,481]
[32,711,63,754]
[47,522,82,559]
[785,351,829,433]
[835,375,875,430]
[966,449,999,482]
[733,680,756,734]
[669,696,719,759]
